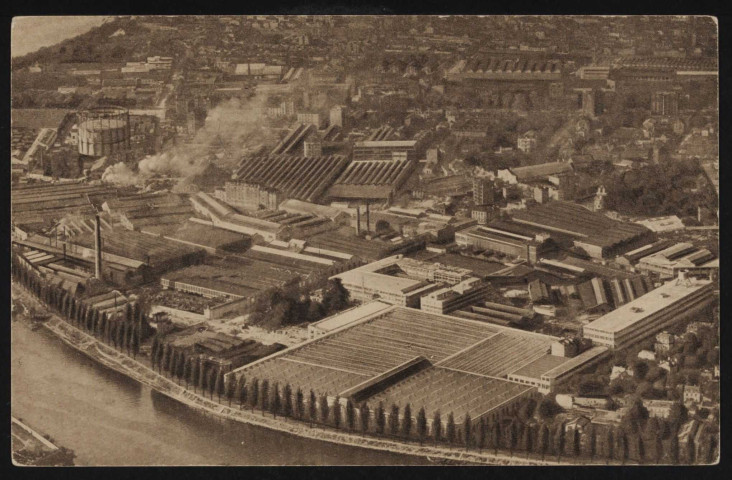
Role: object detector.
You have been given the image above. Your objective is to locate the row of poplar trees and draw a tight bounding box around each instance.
[185,369,714,464]
[12,252,153,357]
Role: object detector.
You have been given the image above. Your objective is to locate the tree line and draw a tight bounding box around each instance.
[199,373,717,465]
[12,252,153,357]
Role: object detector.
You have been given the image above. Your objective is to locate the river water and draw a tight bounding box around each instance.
[11,320,431,466]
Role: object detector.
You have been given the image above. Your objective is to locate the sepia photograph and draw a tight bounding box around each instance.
[10,15,720,466]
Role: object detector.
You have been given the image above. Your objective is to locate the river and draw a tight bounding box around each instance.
[11,320,431,466]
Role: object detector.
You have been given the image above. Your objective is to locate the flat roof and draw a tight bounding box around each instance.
[584,279,713,334]
[310,301,392,332]
[511,354,569,379]
[355,140,417,148]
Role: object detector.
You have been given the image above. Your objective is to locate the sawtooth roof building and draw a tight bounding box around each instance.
[510,201,655,259]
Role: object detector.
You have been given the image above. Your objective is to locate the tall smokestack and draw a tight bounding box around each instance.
[94,214,102,280]
[366,202,370,233]
[356,205,361,235]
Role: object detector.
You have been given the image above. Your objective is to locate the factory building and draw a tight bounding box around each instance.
[233,153,349,203]
[582,275,715,350]
[420,277,493,315]
[330,256,442,307]
[636,242,718,280]
[506,346,609,394]
[473,177,494,206]
[327,158,417,203]
[352,140,417,162]
[308,301,392,339]
[219,181,283,211]
[651,91,680,117]
[455,221,555,265]
[510,201,655,259]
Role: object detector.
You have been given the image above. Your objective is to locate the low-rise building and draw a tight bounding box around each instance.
[583,276,715,350]
[683,384,702,406]
[330,255,442,307]
[420,277,492,315]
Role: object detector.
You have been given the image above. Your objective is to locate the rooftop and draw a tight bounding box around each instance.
[584,278,713,334]
[511,201,651,248]
[310,301,393,332]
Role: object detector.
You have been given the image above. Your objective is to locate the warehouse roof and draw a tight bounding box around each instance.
[511,201,651,248]
[310,301,393,333]
[584,279,713,334]
[355,140,417,148]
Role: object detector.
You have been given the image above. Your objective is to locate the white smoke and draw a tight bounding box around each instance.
[101,162,142,187]
[102,91,278,188]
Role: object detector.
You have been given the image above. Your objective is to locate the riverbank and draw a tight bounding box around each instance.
[11,416,75,466]
[13,284,573,466]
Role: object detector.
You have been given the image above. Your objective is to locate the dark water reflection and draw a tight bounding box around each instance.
[11,322,430,466]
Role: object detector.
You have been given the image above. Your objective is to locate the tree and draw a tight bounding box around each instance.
[616,430,629,464]
[345,400,355,432]
[283,384,293,418]
[376,403,386,435]
[492,420,501,455]
[537,397,563,420]
[463,414,472,450]
[319,395,330,425]
[389,405,400,436]
[191,358,201,392]
[622,397,649,434]
[249,378,260,411]
[332,397,342,429]
[553,422,565,462]
[521,423,533,456]
[238,376,248,408]
[151,337,160,369]
[295,388,304,420]
[308,390,317,426]
[225,373,236,406]
[175,352,185,384]
[446,412,456,445]
[271,383,281,418]
[166,345,176,375]
[477,417,487,450]
[401,404,412,439]
[260,379,270,412]
[207,368,216,400]
[432,411,442,443]
[416,407,427,445]
[538,422,550,460]
[321,278,350,314]
[360,403,371,435]
[587,424,598,460]
[507,420,518,456]
[160,340,171,371]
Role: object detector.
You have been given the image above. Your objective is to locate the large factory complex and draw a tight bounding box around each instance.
[11,15,719,462]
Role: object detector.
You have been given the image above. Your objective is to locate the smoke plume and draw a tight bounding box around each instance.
[102,91,278,187]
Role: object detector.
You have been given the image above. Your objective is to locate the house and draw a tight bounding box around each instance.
[638,350,656,361]
[683,385,702,407]
[610,366,627,381]
[642,399,676,418]
[655,331,675,354]
[517,130,537,153]
[564,415,591,433]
